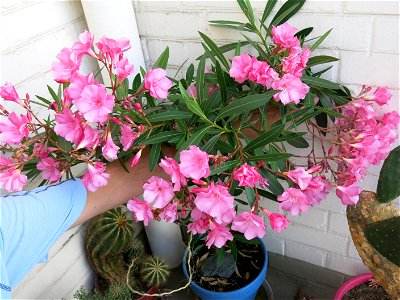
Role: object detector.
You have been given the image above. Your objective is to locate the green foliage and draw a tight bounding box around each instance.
[377,146,400,203]
[140,256,170,287]
[365,216,400,267]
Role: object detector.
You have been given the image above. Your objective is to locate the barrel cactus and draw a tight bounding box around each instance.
[347,146,400,299]
[140,256,170,287]
[127,239,145,257]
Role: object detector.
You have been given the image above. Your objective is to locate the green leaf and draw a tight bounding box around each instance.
[199,32,230,69]
[247,153,293,162]
[147,111,193,123]
[274,131,307,142]
[196,56,206,103]
[35,95,51,105]
[324,92,350,105]
[178,126,212,151]
[178,82,209,121]
[149,143,161,172]
[257,189,278,202]
[215,140,235,154]
[131,73,142,93]
[235,41,241,56]
[295,27,313,39]
[233,233,260,245]
[215,61,227,104]
[217,90,277,120]
[245,187,256,207]
[287,136,309,148]
[260,169,284,195]
[47,85,61,110]
[202,133,222,153]
[196,41,250,60]
[237,0,255,24]
[210,160,240,176]
[307,55,339,67]
[153,46,169,69]
[244,124,285,152]
[301,74,341,90]
[270,0,306,27]
[141,131,182,145]
[229,241,238,260]
[377,146,400,203]
[216,247,225,267]
[208,20,252,32]
[186,64,195,84]
[287,110,321,130]
[310,29,332,51]
[242,34,269,60]
[261,0,278,24]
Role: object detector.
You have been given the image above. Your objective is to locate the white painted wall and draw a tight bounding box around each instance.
[0,1,96,298]
[133,0,399,276]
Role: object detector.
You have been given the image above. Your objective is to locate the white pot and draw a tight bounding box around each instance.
[144,220,185,269]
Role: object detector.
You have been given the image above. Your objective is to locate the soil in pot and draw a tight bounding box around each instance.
[343,281,390,300]
[188,240,265,292]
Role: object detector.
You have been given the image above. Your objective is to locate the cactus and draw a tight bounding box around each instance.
[140,256,170,287]
[104,282,131,300]
[127,239,145,257]
[376,145,400,203]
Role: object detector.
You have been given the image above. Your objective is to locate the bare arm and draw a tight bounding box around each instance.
[70,145,175,228]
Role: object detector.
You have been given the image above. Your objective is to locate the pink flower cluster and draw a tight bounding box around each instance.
[278,167,332,216]
[127,146,289,249]
[333,87,399,205]
[229,22,311,105]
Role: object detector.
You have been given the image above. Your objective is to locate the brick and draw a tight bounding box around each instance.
[344,1,400,15]
[309,49,340,82]
[184,1,241,12]
[140,11,206,39]
[263,235,285,255]
[339,51,399,88]
[136,1,181,11]
[288,208,328,231]
[319,192,347,214]
[286,240,327,266]
[328,213,351,236]
[372,16,399,53]
[326,253,369,276]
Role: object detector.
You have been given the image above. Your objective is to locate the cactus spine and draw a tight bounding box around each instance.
[140,256,170,287]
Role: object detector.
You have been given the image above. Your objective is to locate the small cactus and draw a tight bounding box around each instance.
[104,282,131,300]
[140,256,170,287]
[127,239,145,257]
[376,145,400,203]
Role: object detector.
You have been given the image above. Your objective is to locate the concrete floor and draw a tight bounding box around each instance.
[164,252,350,300]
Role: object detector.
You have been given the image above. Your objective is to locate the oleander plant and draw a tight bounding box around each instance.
[0,0,399,293]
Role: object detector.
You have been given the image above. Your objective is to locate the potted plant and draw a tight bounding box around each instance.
[0,0,398,299]
[334,146,399,300]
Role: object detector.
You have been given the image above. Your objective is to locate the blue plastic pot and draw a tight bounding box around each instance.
[182,238,268,300]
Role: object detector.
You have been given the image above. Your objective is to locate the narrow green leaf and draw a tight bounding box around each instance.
[260,168,284,195]
[287,136,309,148]
[35,95,51,105]
[131,73,142,93]
[210,159,240,176]
[215,140,235,154]
[257,189,278,202]
[235,41,241,56]
[153,46,169,69]
[186,64,195,84]
[261,0,278,24]
[229,241,238,260]
[215,61,227,104]
[287,110,321,130]
[270,0,306,27]
[242,34,268,60]
[178,126,212,151]
[199,32,230,69]
[245,187,256,207]
[141,131,182,145]
[307,55,339,67]
[202,133,222,153]
[274,131,307,142]
[301,74,341,90]
[196,41,250,60]
[244,124,285,152]
[147,111,193,123]
[149,143,161,171]
[217,90,278,120]
[310,29,332,51]
[295,27,313,39]
[247,153,293,162]
[178,82,209,121]
[196,56,206,103]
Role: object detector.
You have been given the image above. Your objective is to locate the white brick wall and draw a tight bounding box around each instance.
[133,0,399,276]
[1,1,95,298]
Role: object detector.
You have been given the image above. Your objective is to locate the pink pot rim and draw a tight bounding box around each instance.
[333,273,374,300]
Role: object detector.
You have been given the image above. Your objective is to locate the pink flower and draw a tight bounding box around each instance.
[371,87,392,106]
[194,183,234,224]
[37,157,62,182]
[54,108,84,145]
[33,143,54,159]
[159,157,187,191]
[74,84,114,123]
[82,162,110,192]
[0,156,14,170]
[143,176,175,208]
[187,208,210,235]
[256,62,279,88]
[66,72,98,101]
[381,111,400,129]
[0,112,29,144]
[96,36,131,61]
[130,148,143,167]
[278,187,310,216]
[127,198,154,226]
[119,124,138,151]
[179,145,210,180]
[336,183,361,205]
[144,68,173,99]
[0,167,27,192]
[229,53,252,83]
[265,211,290,233]
[231,212,266,240]
[303,176,332,206]
[186,85,197,99]
[272,73,309,105]
[282,47,311,77]
[206,223,233,249]
[159,202,179,223]
[286,167,312,190]
[233,163,262,187]
[72,31,94,59]
[102,133,119,161]
[76,125,99,150]
[113,57,134,82]
[272,22,300,49]
[0,82,22,104]
[51,48,81,83]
